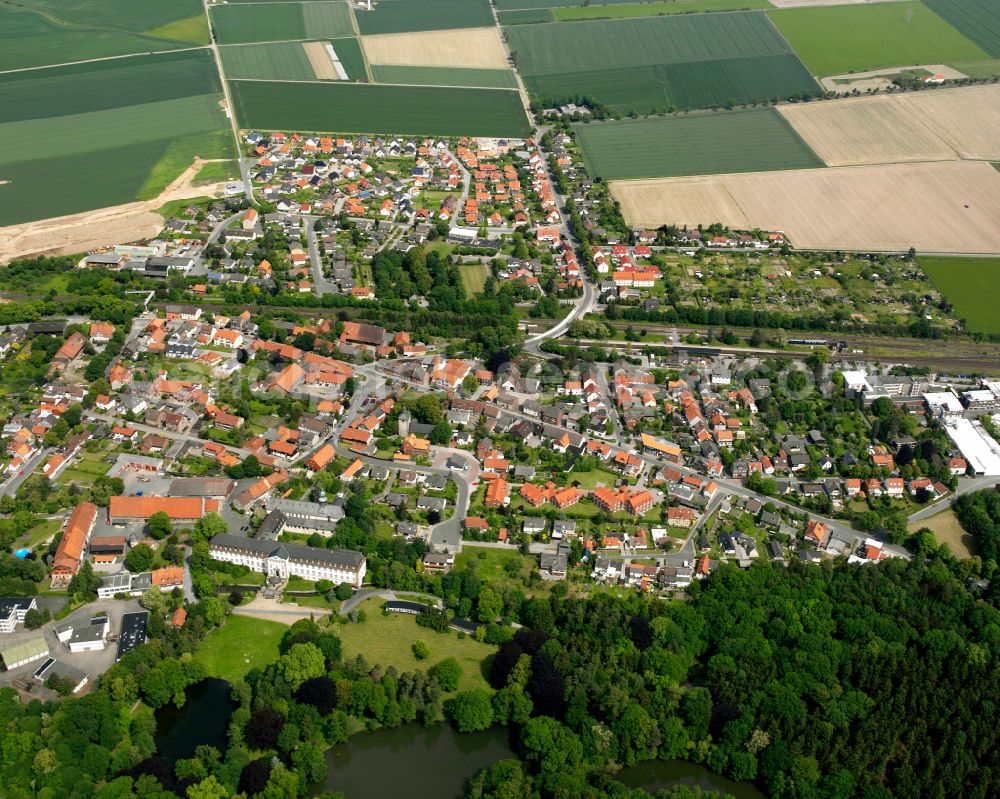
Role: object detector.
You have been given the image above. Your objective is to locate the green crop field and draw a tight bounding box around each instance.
[553,0,771,21]
[498,9,553,25]
[220,42,320,81]
[210,1,355,44]
[508,11,817,112]
[355,0,494,35]
[229,80,532,137]
[924,0,1000,59]
[0,50,230,226]
[495,0,652,8]
[371,65,519,89]
[920,257,1000,335]
[506,12,792,75]
[768,2,990,76]
[0,0,208,70]
[330,36,368,80]
[574,108,822,179]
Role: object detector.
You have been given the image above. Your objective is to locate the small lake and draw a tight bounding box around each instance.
[155,678,236,762]
[317,723,765,799]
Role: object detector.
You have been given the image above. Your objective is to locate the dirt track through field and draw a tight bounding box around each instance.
[612,160,1000,254]
[361,27,509,69]
[0,158,229,263]
[778,85,1000,166]
[302,40,338,80]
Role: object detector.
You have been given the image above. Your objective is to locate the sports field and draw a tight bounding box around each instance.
[355,0,494,35]
[362,27,509,69]
[210,1,355,44]
[777,85,1000,166]
[920,257,1000,335]
[0,50,230,226]
[229,80,532,137]
[371,65,519,89]
[924,0,1000,59]
[575,109,822,180]
[505,11,818,112]
[611,161,1000,254]
[767,2,990,76]
[0,0,208,71]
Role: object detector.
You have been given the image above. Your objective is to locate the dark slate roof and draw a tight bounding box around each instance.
[210,533,364,569]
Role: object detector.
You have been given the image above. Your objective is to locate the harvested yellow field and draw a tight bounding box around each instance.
[302,41,339,80]
[900,85,1000,161]
[611,160,1000,254]
[778,85,1000,166]
[362,27,508,70]
[908,508,976,559]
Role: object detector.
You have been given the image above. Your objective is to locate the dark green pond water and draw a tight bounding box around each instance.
[318,723,765,799]
[155,678,236,762]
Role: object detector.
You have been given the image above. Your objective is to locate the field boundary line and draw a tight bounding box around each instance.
[0,46,210,76]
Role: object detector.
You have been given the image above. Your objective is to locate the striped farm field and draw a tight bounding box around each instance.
[220,42,318,81]
[575,108,822,180]
[776,85,1000,167]
[495,0,660,8]
[210,1,355,44]
[924,0,1000,59]
[228,80,532,137]
[362,27,509,69]
[498,9,553,25]
[371,65,519,89]
[505,11,818,112]
[355,0,494,35]
[920,257,1000,334]
[0,49,230,226]
[0,0,208,70]
[553,0,771,21]
[611,161,1000,255]
[767,2,990,76]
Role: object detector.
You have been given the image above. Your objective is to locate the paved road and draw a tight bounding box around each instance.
[86,412,252,456]
[2,447,50,497]
[338,588,442,616]
[907,476,999,523]
[303,215,340,296]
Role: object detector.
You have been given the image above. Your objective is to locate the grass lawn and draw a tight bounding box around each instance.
[194,615,286,681]
[455,545,535,589]
[16,518,61,551]
[920,256,1000,335]
[909,507,976,559]
[460,263,490,298]
[337,599,494,693]
[768,1,990,76]
[570,468,620,490]
[194,160,239,184]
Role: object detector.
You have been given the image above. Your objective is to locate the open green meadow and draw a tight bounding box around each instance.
[220,42,322,81]
[460,263,490,298]
[0,0,208,71]
[229,80,532,137]
[194,616,287,682]
[495,0,656,8]
[575,108,822,179]
[355,0,494,35]
[507,11,817,112]
[371,65,519,89]
[920,257,1000,335]
[210,1,355,44]
[553,0,771,21]
[0,50,230,226]
[337,599,494,693]
[768,2,990,76]
[924,0,1000,59]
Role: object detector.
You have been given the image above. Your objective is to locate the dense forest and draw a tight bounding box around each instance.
[954,488,1000,564]
[1,558,997,798]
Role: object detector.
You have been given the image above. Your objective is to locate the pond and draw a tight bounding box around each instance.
[317,724,764,799]
[155,678,236,762]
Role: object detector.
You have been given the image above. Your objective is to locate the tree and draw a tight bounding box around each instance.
[296,676,337,716]
[429,657,463,692]
[125,544,154,573]
[445,689,494,732]
[238,759,272,797]
[192,513,228,543]
[24,607,50,629]
[147,511,172,540]
[140,659,188,709]
[462,374,479,396]
[412,640,430,660]
[245,708,285,751]
[430,421,452,446]
[139,587,167,615]
[476,588,502,624]
[278,642,325,690]
[335,582,353,601]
